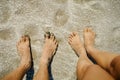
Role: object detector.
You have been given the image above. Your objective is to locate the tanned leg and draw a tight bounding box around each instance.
[68,32,114,80]
[84,27,120,78]
[33,32,58,80]
[1,36,31,80]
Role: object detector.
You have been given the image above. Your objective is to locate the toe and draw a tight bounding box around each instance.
[50,33,55,40]
[22,35,26,42]
[68,34,73,39]
[88,27,92,32]
[68,37,72,41]
[21,36,26,42]
[44,32,50,39]
[73,32,77,36]
[68,38,72,42]
[68,40,72,44]
[25,35,30,42]
[68,36,72,39]
[55,40,58,45]
[86,28,89,32]
[70,33,74,37]
[72,32,75,36]
[54,39,58,43]
[88,28,95,35]
[20,36,24,42]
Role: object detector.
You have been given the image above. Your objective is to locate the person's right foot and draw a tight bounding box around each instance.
[68,32,86,57]
[40,32,58,65]
[17,36,31,70]
[84,27,95,52]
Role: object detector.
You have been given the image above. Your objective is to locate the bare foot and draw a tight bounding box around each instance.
[68,32,86,57]
[40,32,58,65]
[17,36,31,70]
[84,27,95,51]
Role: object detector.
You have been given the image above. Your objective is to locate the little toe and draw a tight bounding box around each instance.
[54,39,58,44]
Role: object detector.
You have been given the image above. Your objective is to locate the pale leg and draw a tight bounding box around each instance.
[68,32,114,80]
[84,27,120,78]
[33,32,58,80]
[1,36,32,80]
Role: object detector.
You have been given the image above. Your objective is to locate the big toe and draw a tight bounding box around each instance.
[88,28,93,33]
[73,32,79,36]
[84,28,89,32]
[25,36,29,41]
[69,32,77,38]
[87,28,95,36]
[24,35,30,43]
[19,36,25,42]
[45,32,50,39]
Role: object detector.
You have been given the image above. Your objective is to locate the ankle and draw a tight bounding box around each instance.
[20,57,31,68]
[76,46,86,53]
[19,62,31,71]
[39,57,49,66]
[86,46,95,53]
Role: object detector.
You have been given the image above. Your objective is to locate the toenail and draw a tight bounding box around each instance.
[51,33,54,36]
[44,32,51,38]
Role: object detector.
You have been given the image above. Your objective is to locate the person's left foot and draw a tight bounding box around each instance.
[40,32,58,65]
[17,36,31,70]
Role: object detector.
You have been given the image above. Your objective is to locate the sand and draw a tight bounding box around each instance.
[0,0,120,80]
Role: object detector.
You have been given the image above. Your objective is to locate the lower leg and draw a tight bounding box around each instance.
[33,32,58,80]
[33,59,49,80]
[77,54,93,80]
[110,55,120,79]
[1,65,30,80]
[68,32,114,80]
[82,65,114,80]
[86,47,119,70]
[68,32,92,79]
[84,28,120,73]
[1,36,31,80]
